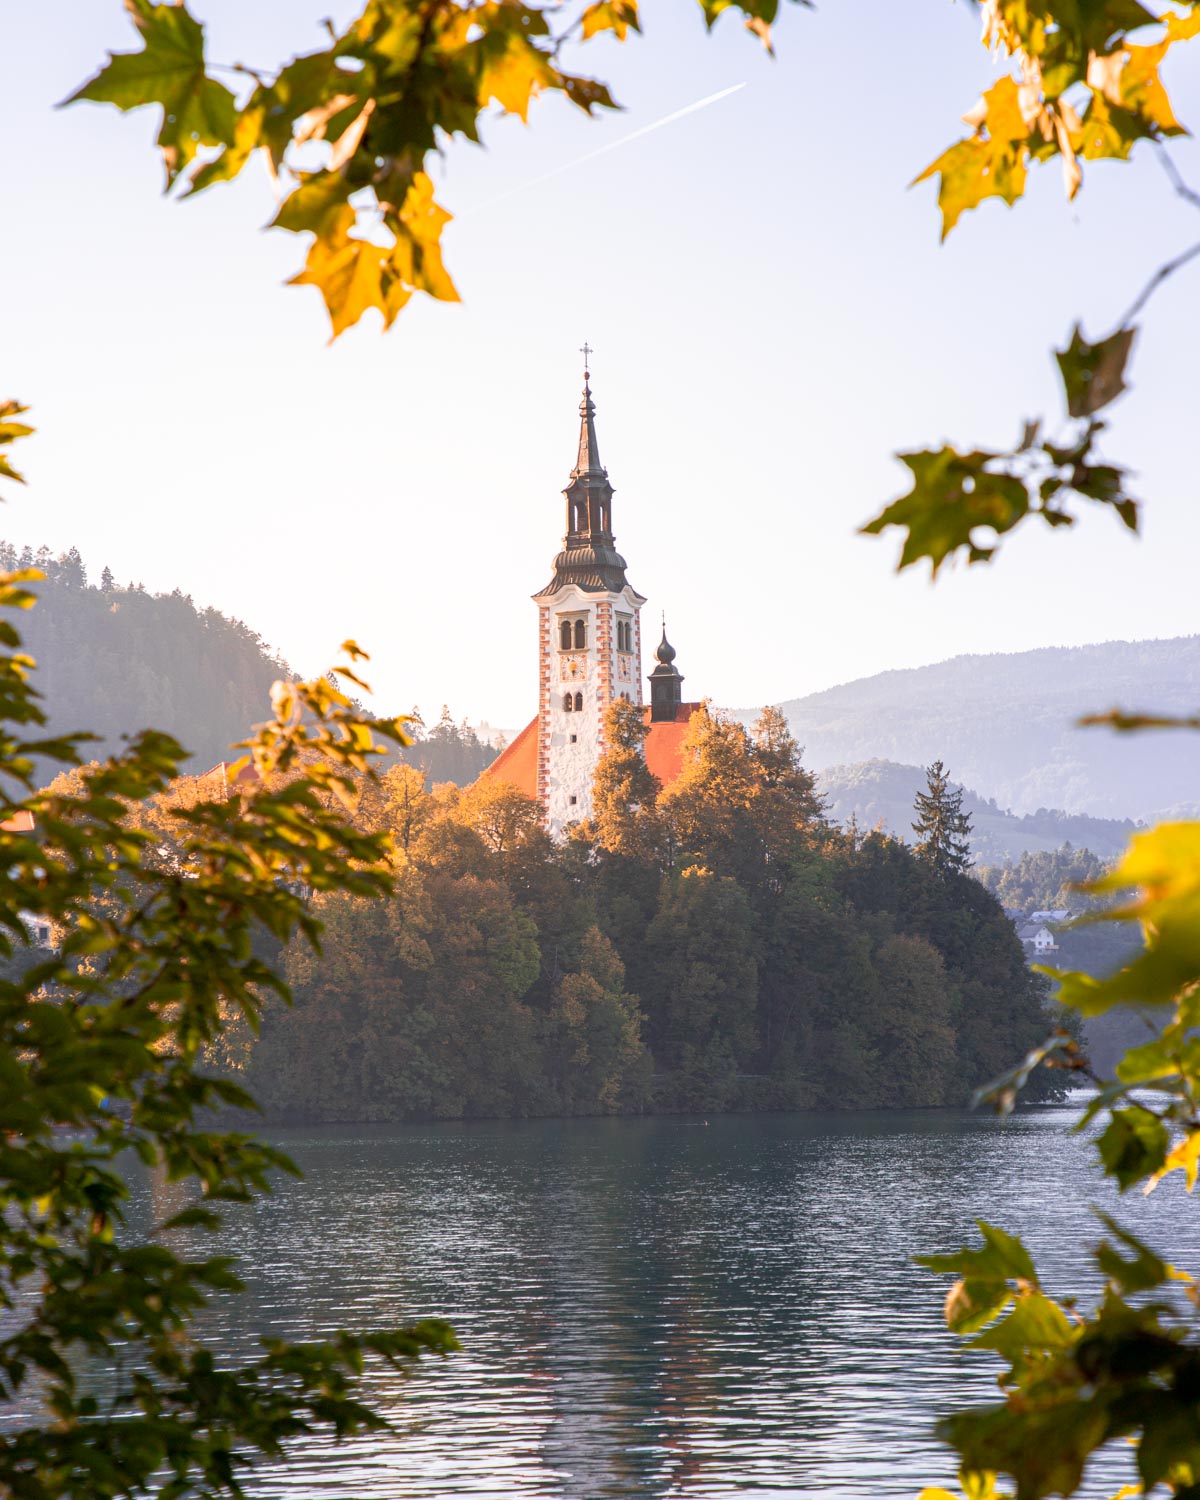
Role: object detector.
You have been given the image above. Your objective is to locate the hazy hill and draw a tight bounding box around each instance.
[2,544,291,776]
[818,759,1137,865]
[753,637,1200,820]
[4,545,495,787]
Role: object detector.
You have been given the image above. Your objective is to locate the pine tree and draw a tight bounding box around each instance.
[912,758,972,874]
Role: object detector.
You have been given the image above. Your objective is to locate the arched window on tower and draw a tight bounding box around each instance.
[563,693,573,712]
[559,620,572,651]
[574,619,586,650]
[574,691,583,712]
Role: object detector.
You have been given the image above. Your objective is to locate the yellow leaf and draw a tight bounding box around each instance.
[392,173,460,304]
[915,135,1027,239]
[580,0,640,41]
[1078,92,1138,160]
[477,33,557,120]
[1165,9,1200,41]
[1147,1130,1200,1193]
[1121,39,1185,134]
[288,207,390,340]
[918,77,1030,236]
[1093,822,1200,904]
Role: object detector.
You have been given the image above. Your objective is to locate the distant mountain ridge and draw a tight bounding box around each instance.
[745,636,1200,820]
[816,759,1136,866]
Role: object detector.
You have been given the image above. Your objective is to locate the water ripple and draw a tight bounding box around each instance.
[18,1108,1200,1497]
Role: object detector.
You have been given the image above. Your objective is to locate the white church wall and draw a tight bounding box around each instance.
[540,581,645,835]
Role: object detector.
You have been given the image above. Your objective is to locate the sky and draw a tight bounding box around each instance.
[2,1,1199,732]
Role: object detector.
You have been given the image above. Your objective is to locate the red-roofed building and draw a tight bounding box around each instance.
[481,356,701,831]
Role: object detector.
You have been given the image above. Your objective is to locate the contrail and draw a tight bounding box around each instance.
[461,83,747,216]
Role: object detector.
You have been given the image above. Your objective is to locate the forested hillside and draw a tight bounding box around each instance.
[818,759,1137,863]
[750,637,1200,820]
[2,543,290,775]
[3,544,496,787]
[233,704,1064,1122]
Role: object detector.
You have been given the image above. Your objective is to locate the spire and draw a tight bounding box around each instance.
[574,365,603,476]
[649,619,684,722]
[535,348,644,601]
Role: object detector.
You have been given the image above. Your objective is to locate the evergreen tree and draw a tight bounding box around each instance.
[912,758,972,874]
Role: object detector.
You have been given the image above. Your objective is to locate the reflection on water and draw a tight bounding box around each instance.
[37,1111,1200,1495]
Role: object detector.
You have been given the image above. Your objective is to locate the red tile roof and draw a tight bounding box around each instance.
[480,703,702,803]
[644,702,702,786]
[480,717,540,799]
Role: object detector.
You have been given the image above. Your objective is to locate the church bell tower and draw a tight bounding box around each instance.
[533,355,646,834]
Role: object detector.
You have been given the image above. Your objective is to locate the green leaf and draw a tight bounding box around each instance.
[1093,1212,1179,1292]
[939,1402,1111,1500]
[918,1220,1038,1284]
[944,1277,1013,1335]
[1096,1106,1170,1189]
[971,1029,1085,1115]
[861,448,1029,576]
[63,0,235,187]
[273,171,356,236]
[969,1290,1076,1359]
[1055,325,1136,417]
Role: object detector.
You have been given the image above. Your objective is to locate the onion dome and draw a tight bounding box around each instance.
[649,618,684,723]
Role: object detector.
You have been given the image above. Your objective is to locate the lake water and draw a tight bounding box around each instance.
[45,1109,1200,1495]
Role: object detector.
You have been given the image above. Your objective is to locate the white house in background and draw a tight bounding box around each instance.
[1030,909,1072,924]
[1019,923,1059,956]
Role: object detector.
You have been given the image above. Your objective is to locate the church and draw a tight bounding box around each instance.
[483,357,702,835]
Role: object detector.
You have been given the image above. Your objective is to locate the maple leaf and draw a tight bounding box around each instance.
[288,206,392,340]
[389,173,460,304]
[1118,39,1187,135]
[63,0,234,188]
[580,0,641,42]
[915,77,1030,238]
[1055,324,1136,417]
[860,447,1030,576]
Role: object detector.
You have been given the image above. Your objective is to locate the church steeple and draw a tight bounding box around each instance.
[649,621,684,722]
[535,352,635,598]
[574,360,603,476]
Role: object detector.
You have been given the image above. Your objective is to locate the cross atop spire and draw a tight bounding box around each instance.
[579,341,593,378]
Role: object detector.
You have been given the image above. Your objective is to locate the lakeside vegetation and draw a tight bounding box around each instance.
[179,702,1065,1121]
